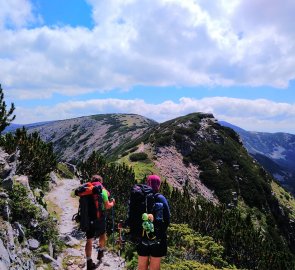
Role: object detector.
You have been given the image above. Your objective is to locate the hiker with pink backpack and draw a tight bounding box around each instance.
[127,174,171,270]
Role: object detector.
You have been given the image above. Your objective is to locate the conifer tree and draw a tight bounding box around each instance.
[0,84,16,133]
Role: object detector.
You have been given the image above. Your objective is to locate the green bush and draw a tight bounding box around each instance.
[129,152,148,162]
[166,224,229,268]
[1,128,57,189]
[8,183,62,251]
[129,146,139,153]
[9,183,41,225]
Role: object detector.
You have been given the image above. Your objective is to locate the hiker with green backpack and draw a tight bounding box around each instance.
[127,174,171,270]
[74,174,115,270]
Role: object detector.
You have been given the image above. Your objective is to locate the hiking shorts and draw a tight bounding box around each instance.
[136,237,167,257]
[86,218,106,239]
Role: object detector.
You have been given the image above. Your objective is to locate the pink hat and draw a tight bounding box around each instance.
[147,175,161,192]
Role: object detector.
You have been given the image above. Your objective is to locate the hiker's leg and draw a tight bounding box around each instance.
[85,238,93,257]
[99,233,107,248]
[149,257,161,270]
[138,256,149,270]
[97,233,107,261]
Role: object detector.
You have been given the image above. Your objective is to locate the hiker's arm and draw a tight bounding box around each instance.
[102,189,115,209]
[104,198,115,209]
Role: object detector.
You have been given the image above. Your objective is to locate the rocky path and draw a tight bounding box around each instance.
[46,178,126,270]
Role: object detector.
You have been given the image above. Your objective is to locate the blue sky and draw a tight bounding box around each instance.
[1,0,295,133]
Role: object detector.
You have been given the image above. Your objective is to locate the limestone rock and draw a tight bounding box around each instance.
[0,192,9,198]
[14,222,26,242]
[14,175,30,189]
[28,238,40,250]
[41,253,58,264]
[0,239,10,269]
[61,234,80,247]
[0,148,11,179]
[50,171,60,185]
[3,201,10,220]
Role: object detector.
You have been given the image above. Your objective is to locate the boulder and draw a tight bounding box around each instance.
[0,148,11,179]
[14,222,26,242]
[0,239,10,269]
[50,171,59,185]
[0,162,11,179]
[3,201,11,221]
[41,253,58,264]
[0,261,8,270]
[0,192,9,198]
[48,241,54,257]
[61,234,79,247]
[6,222,15,251]
[28,238,40,250]
[14,175,30,189]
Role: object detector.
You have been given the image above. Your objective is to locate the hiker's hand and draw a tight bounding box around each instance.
[110,198,115,205]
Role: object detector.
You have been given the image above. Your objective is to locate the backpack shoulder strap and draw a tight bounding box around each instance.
[153,193,161,201]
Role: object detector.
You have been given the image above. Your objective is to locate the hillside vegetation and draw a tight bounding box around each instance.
[27,113,157,163]
[113,112,295,269]
[2,102,295,269]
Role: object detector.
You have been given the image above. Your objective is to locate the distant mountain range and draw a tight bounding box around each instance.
[219,121,295,194]
[4,121,52,132]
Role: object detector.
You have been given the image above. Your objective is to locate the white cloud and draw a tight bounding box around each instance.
[15,97,295,134]
[1,0,295,99]
[0,0,35,28]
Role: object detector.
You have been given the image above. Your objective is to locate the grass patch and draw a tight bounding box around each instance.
[57,163,74,179]
[45,198,63,222]
[271,181,295,219]
[118,154,159,181]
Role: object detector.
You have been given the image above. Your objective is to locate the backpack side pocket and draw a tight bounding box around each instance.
[153,202,164,222]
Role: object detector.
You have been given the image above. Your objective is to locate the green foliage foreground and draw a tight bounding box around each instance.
[7,183,62,253]
[77,152,295,270]
[0,127,57,189]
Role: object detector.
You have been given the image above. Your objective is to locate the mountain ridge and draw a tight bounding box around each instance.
[2,112,295,269]
[220,121,295,194]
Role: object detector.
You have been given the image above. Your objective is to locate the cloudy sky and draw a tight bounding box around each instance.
[1,0,295,133]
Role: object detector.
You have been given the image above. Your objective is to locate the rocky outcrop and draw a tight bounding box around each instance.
[0,148,59,270]
[154,145,218,204]
[0,220,35,270]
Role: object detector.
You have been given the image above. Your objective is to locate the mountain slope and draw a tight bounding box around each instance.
[4,112,295,268]
[120,113,272,205]
[114,112,295,258]
[220,121,295,194]
[27,114,157,163]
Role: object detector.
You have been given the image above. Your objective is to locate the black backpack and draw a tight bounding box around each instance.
[127,184,164,241]
[73,184,104,232]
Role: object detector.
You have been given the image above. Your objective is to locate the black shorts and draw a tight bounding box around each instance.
[86,218,106,239]
[136,237,167,257]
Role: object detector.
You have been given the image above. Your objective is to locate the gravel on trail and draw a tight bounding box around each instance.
[46,178,126,270]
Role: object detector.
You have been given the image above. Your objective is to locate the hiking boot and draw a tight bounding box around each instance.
[86,259,96,270]
[97,248,104,261]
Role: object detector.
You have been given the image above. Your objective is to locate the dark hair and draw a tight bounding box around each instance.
[91,175,103,182]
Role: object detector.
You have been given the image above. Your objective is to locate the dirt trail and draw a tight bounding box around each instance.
[46,178,126,270]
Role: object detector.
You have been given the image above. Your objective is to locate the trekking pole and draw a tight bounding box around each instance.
[111,202,115,250]
[117,220,125,267]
